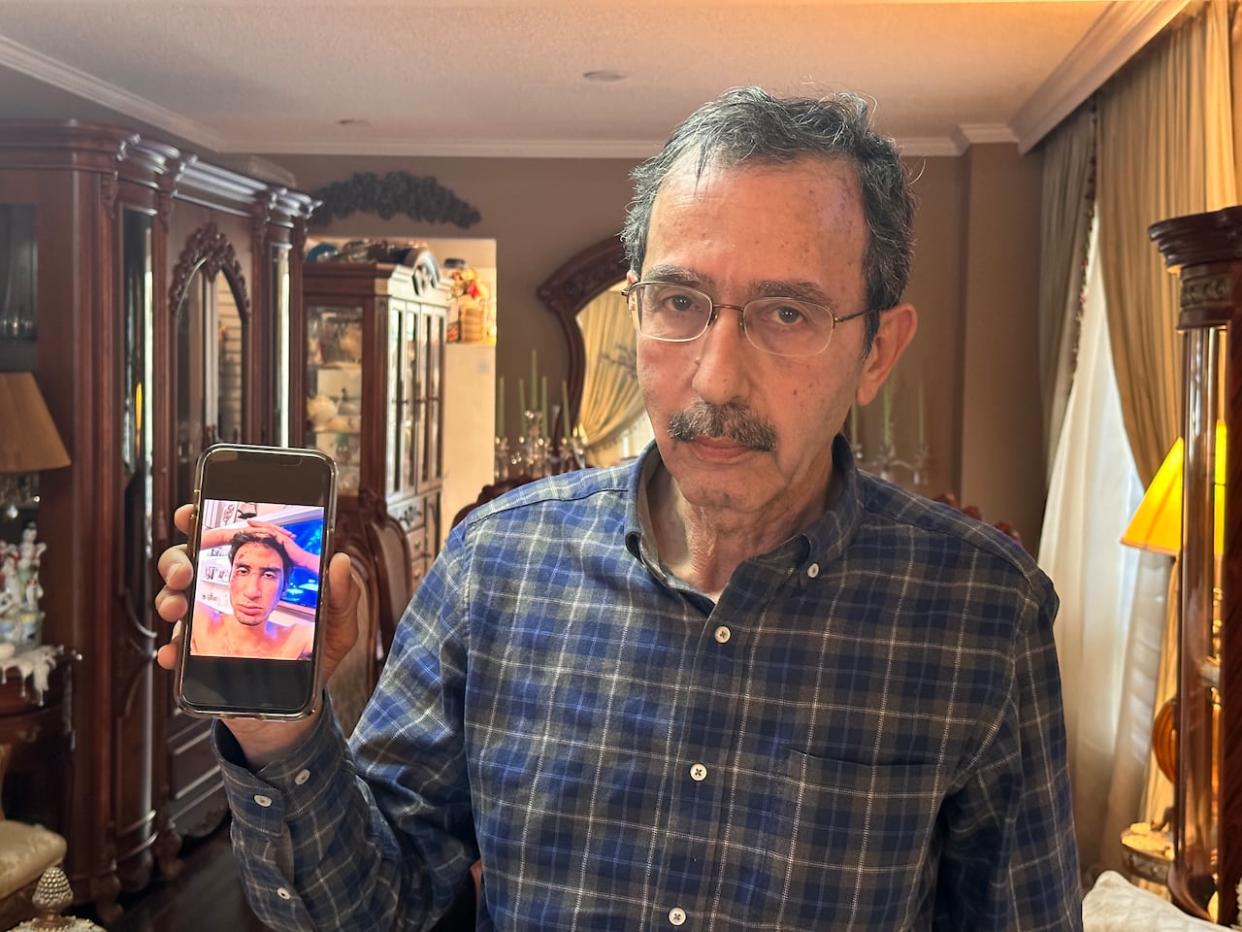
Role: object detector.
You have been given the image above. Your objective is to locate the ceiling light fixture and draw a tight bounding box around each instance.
[583,70,626,83]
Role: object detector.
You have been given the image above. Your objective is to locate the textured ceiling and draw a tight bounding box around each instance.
[0,1,1113,154]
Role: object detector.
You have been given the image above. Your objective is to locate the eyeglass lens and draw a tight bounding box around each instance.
[629,282,836,357]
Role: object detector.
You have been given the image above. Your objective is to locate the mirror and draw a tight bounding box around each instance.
[537,236,651,467]
[170,224,251,511]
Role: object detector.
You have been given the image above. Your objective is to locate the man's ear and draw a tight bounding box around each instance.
[855,303,918,406]
[626,269,638,287]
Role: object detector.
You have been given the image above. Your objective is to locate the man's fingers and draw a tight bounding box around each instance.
[155,624,182,670]
[156,543,192,587]
[174,503,195,537]
[155,589,188,623]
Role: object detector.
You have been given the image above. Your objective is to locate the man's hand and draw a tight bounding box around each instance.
[154,504,361,767]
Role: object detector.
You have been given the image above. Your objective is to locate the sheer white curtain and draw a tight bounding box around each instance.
[1039,224,1169,874]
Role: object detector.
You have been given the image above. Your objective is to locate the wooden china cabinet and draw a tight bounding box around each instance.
[296,255,448,647]
[0,121,316,918]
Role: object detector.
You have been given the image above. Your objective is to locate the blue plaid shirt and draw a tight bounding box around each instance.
[217,436,1081,930]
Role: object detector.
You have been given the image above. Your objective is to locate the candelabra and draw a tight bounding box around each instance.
[495,405,584,482]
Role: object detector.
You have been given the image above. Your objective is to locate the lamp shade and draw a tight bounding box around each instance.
[1121,422,1226,557]
[0,372,70,473]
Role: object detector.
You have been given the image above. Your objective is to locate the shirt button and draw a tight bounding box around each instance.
[806,562,820,578]
[689,762,707,782]
[294,769,311,786]
[668,906,687,926]
[276,887,292,900]
[713,625,731,644]
[253,794,273,808]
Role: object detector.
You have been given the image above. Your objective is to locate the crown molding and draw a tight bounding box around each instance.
[233,136,665,159]
[953,123,1018,149]
[0,33,226,151]
[895,136,967,157]
[1012,0,1188,153]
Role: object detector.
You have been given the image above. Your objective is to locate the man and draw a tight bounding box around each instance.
[155,88,1080,929]
[191,520,318,661]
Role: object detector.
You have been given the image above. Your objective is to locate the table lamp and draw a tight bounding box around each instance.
[0,373,70,520]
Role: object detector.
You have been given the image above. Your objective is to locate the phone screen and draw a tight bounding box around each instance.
[189,499,325,662]
[178,445,336,718]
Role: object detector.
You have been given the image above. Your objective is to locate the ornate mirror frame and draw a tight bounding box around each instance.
[536,235,629,422]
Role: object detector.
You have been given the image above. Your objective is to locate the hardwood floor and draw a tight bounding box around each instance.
[95,825,267,932]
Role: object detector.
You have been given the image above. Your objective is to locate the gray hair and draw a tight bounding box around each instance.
[621,87,915,351]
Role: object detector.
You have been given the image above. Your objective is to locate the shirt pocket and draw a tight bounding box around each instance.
[750,749,944,930]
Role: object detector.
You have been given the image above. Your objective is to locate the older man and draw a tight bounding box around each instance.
[156,88,1079,930]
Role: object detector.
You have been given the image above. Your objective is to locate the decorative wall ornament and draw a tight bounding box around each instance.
[169,221,251,319]
[310,171,482,229]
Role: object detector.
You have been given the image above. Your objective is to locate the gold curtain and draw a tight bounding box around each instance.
[576,290,647,465]
[1037,104,1096,483]
[1097,1,1238,487]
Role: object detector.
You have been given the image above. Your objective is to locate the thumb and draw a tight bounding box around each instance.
[323,552,358,617]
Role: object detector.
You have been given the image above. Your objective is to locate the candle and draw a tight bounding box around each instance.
[561,379,571,442]
[917,382,926,449]
[497,375,505,437]
[541,376,549,434]
[518,377,526,419]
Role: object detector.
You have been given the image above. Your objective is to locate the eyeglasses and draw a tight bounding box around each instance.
[623,281,871,358]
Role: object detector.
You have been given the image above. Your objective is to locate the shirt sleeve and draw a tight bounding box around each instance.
[213,526,477,931]
[934,575,1083,931]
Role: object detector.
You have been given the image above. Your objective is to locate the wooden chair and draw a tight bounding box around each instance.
[326,560,383,739]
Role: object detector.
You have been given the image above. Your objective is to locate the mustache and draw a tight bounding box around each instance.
[666,402,777,452]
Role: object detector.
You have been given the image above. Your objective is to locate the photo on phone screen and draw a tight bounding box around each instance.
[190,499,326,662]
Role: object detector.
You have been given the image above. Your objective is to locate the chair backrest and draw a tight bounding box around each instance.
[365,513,413,653]
[326,561,381,738]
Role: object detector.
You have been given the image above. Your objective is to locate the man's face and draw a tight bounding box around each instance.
[636,155,871,517]
[228,541,286,626]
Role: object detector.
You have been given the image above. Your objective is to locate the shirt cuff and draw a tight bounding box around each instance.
[212,692,349,839]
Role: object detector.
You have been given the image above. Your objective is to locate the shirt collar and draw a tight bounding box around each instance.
[623,433,863,572]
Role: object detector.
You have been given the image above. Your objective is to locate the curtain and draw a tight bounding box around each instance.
[1037,103,1096,483]
[1040,225,1161,874]
[576,290,647,466]
[1097,1,1237,487]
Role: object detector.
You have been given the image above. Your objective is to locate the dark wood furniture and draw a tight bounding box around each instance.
[297,257,448,650]
[1150,207,1242,924]
[0,121,316,918]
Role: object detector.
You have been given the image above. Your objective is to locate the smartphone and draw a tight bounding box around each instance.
[175,444,337,719]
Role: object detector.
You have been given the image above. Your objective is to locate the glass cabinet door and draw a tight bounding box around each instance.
[387,303,400,496]
[423,309,443,487]
[306,304,363,494]
[402,306,420,493]
[0,205,37,371]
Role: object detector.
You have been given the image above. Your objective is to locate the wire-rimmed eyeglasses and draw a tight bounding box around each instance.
[623,281,871,358]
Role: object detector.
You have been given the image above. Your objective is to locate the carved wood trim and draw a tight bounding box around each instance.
[168,221,251,321]
[535,236,629,424]
[309,171,481,229]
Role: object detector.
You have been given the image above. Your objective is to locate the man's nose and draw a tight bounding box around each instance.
[243,575,263,597]
[690,306,751,406]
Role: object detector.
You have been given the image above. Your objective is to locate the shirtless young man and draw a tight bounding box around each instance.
[191,520,320,661]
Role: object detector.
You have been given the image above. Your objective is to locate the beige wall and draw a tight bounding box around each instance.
[958,143,1046,547]
[269,154,636,440]
[274,147,1045,546]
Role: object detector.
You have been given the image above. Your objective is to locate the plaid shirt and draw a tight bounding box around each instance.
[217,436,1081,930]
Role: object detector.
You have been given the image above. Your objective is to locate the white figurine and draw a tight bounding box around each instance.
[23,570,41,613]
[17,524,45,568]
[0,550,21,613]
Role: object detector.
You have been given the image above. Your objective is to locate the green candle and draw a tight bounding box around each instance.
[561,379,571,442]
[917,382,926,448]
[882,381,894,449]
[496,375,505,437]
[541,376,549,434]
[518,377,526,419]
